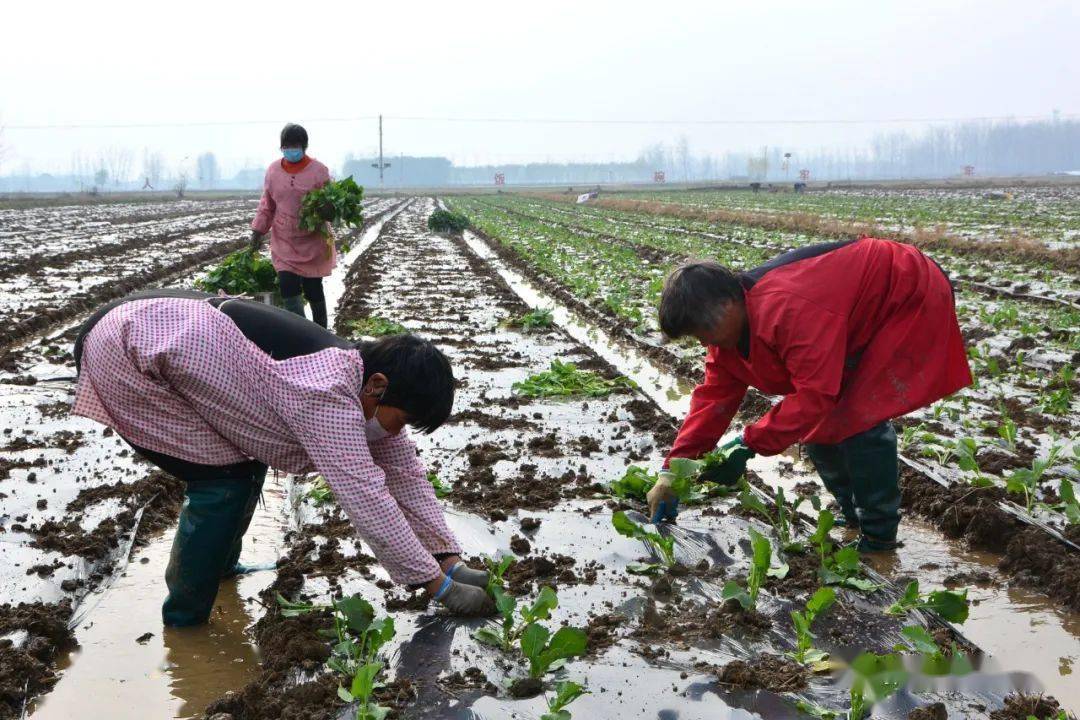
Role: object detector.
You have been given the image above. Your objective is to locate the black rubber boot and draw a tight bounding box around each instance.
[162,473,265,626]
[308,299,328,328]
[805,441,860,527]
[282,294,306,318]
[844,421,901,547]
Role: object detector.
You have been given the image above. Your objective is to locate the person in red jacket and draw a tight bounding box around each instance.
[647,237,972,551]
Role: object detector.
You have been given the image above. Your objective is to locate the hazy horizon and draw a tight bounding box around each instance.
[3,0,1078,179]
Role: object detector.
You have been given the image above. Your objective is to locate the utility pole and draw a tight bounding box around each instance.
[371,114,391,187]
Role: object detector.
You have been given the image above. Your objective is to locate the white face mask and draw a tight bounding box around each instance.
[365,410,390,444]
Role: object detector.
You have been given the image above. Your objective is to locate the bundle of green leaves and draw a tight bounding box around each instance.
[611,511,676,572]
[512,359,634,398]
[428,209,471,233]
[299,176,365,237]
[195,249,277,295]
[347,316,408,338]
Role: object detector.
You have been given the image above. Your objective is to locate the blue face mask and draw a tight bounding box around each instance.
[282,148,304,163]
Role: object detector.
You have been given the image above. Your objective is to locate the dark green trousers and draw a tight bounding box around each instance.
[162,467,266,627]
[805,421,900,549]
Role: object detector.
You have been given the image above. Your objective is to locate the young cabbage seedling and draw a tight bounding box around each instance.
[520,622,589,679]
[788,586,837,668]
[721,528,785,610]
[1006,445,1064,515]
[307,475,333,505]
[474,583,558,653]
[885,580,969,624]
[848,652,908,720]
[426,471,452,498]
[541,680,589,720]
[612,511,676,570]
[819,546,880,593]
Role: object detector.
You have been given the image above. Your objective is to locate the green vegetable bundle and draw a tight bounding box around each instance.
[428,209,470,234]
[299,176,365,238]
[195,249,277,295]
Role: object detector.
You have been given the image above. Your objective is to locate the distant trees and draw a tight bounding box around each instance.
[102,147,134,187]
[142,149,164,189]
[196,152,220,189]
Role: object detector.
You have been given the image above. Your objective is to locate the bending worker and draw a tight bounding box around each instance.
[73,290,495,625]
[647,237,972,551]
[250,122,334,327]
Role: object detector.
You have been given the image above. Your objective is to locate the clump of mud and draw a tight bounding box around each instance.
[907,702,948,720]
[713,653,808,692]
[988,693,1070,720]
[0,601,76,718]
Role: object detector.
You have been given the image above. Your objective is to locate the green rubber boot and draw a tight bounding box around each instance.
[220,467,266,578]
[805,442,860,527]
[282,294,306,318]
[844,421,901,550]
[162,474,265,626]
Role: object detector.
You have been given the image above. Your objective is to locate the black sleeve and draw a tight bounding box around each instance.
[217,298,353,359]
[75,289,354,372]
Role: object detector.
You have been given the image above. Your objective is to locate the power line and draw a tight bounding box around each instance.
[6,112,1076,131]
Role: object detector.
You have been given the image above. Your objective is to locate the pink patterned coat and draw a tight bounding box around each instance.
[251,158,336,277]
[72,297,460,585]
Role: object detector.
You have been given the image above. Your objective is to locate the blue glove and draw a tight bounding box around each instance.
[647,471,679,523]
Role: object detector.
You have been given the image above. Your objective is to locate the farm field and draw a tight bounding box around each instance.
[619,184,1080,250]
[0,190,1076,720]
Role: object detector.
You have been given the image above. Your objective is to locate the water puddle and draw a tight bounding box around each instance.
[29,477,288,719]
[461,229,695,418]
[459,222,1080,714]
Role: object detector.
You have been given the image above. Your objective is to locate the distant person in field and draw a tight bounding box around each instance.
[249,123,334,327]
[647,237,972,551]
[73,290,496,626]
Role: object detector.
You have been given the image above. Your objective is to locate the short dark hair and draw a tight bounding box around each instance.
[357,334,455,433]
[658,261,744,339]
[280,123,309,150]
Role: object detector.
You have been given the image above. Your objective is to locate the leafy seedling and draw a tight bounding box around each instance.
[819,546,880,593]
[788,586,837,668]
[520,622,589,678]
[507,307,555,331]
[1049,479,1080,525]
[426,472,451,498]
[612,511,676,568]
[848,652,908,720]
[347,316,408,338]
[607,466,658,502]
[885,580,969,623]
[809,509,836,567]
[1006,445,1064,515]
[541,680,589,720]
[721,527,782,610]
[337,661,390,720]
[513,360,634,398]
[308,475,333,505]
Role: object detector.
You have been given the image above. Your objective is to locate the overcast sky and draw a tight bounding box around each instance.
[2,0,1078,175]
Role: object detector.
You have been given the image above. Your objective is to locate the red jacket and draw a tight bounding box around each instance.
[667,237,972,460]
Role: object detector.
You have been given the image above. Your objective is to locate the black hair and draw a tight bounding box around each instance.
[356,334,455,433]
[658,261,744,339]
[280,123,309,150]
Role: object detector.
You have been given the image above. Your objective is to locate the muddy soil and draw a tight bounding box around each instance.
[0,601,75,720]
[901,468,1080,611]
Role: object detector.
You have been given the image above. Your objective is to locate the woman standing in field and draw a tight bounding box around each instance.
[250,123,334,327]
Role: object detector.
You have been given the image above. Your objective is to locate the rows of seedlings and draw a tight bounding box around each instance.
[442,197,1080,619]
[196,199,1045,720]
[0,198,406,716]
[618,185,1080,250]
[0,197,399,350]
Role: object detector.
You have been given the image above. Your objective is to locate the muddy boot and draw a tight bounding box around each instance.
[162,476,264,626]
[220,467,267,579]
[282,294,306,319]
[843,421,901,547]
[308,299,328,328]
[805,441,859,527]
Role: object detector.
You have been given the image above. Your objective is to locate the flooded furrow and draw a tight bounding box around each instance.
[7,201,406,718]
[456,202,1080,714]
